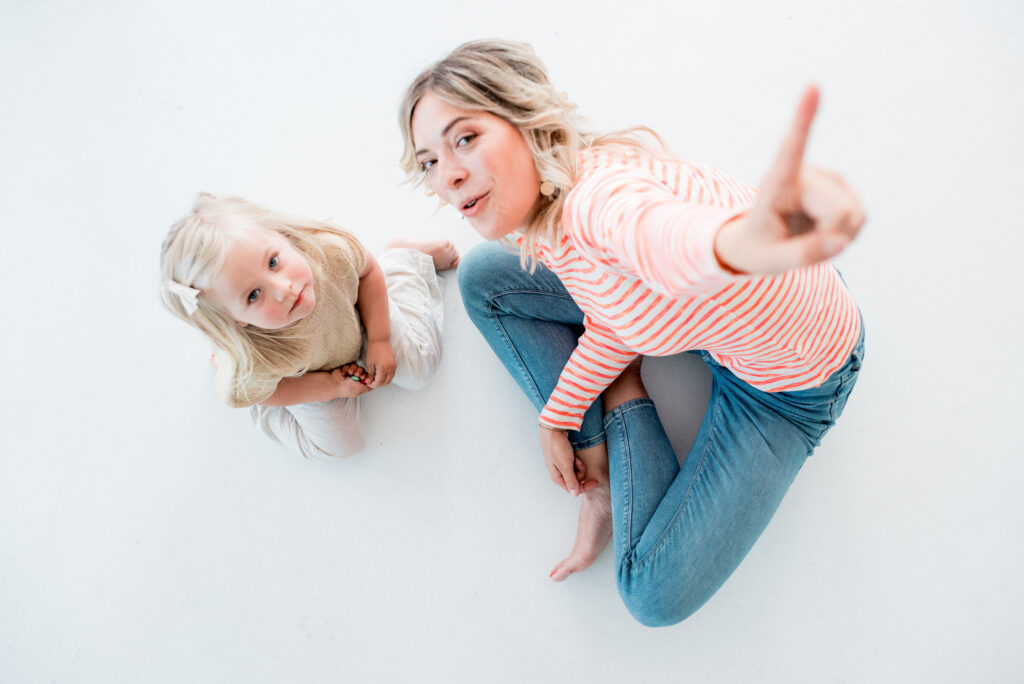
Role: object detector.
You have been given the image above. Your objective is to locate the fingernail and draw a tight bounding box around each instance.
[571,489,578,497]
[549,569,556,578]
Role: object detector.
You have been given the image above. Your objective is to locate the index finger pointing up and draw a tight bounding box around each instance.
[762,84,820,195]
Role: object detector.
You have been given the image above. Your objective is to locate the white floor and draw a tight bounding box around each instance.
[2,2,1022,682]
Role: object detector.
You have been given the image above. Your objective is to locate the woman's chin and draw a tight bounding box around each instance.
[472,220,515,242]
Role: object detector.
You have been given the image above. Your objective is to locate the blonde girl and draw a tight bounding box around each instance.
[400,40,864,626]
[160,194,458,461]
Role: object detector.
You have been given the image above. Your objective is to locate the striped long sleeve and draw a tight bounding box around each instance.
[535,146,860,431]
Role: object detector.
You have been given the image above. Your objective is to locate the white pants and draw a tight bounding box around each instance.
[249,248,444,462]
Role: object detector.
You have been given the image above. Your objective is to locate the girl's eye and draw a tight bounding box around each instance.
[247,289,260,304]
[420,159,436,172]
[456,133,476,147]
[269,255,279,269]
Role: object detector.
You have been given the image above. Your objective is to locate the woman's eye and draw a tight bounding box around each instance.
[456,133,476,147]
[269,255,279,269]
[247,289,260,304]
[420,159,436,172]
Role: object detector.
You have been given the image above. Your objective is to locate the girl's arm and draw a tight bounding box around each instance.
[356,251,396,389]
[259,364,372,406]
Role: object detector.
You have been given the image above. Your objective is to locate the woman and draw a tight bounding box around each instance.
[400,40,864,626]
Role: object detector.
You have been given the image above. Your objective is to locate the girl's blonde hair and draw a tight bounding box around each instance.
[159,194,344,399]
[399,39,665,268]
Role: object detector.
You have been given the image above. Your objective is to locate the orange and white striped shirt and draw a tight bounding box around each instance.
[532,145,861,431]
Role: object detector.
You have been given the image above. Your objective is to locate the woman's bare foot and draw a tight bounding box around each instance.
[549,484,613,582]
[384,237,460,270]
[547,360,650,582]
[550,442,611,581]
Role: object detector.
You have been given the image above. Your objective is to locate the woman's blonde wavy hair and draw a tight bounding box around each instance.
[159,194,343,402]
[399,39,666,268]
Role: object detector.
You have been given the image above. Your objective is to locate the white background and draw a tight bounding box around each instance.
[2,1,1022,682]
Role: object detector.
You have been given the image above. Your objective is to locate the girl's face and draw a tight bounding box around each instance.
[411,92,542,240]
[206,229,316,330]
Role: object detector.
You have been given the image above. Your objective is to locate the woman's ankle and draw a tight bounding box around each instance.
[574,443,609,486]
[603,358,648,414]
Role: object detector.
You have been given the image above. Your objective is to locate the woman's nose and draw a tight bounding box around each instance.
[443,160,467,189]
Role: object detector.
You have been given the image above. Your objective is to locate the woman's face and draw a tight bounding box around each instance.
[411,92,542,240]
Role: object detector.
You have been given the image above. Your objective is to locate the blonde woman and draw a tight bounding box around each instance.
[401,40,864,626]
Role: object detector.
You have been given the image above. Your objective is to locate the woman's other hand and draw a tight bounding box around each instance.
[539,426,599,497]
[714,85,865,274]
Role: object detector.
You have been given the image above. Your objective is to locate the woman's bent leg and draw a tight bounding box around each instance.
[459,242,612,578]
[607,338,864,627]
[457,242,604,449]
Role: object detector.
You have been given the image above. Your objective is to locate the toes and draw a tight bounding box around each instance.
[549,561,574,582]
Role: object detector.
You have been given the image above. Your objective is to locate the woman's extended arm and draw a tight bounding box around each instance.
[568,87,862,293]
[714,86,865,274]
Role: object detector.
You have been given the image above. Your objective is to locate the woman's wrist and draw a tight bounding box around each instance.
[713,216,749,275]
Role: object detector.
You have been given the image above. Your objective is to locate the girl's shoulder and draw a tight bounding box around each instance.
[302,225,367,275]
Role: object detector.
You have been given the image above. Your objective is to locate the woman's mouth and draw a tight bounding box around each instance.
[461,192,488,217]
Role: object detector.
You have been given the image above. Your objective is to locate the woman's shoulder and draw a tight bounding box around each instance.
[574,142,692,188]
[572,142,755,209]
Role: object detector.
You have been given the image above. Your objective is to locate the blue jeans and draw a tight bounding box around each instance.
[458,242,864,627]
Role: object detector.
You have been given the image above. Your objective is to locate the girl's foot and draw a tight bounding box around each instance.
[549,484,613,582]
[385,237,460,270]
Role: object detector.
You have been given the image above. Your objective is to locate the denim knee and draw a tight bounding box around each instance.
[457,242,513,321]
[617,576,710,628]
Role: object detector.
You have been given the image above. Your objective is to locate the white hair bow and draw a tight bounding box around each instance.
[167,279,201,316]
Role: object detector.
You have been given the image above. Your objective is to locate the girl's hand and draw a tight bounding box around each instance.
[330,364,372,398]
[714,85,865,275]
[539,426,598,497]
[365,339,396,388]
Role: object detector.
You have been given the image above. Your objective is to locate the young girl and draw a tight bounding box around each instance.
[401,40,864,626]
[160,194,458,462]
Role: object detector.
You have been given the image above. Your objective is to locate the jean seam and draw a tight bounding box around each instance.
[486,305,549,410]
[571,433,606,450]
[606,398,655,568]
[606,409,630,565]
[607,401,647,565]
[630,386,721,569]
[489,288,580,306]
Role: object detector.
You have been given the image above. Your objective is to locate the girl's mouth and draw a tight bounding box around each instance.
[290,286,305,313]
